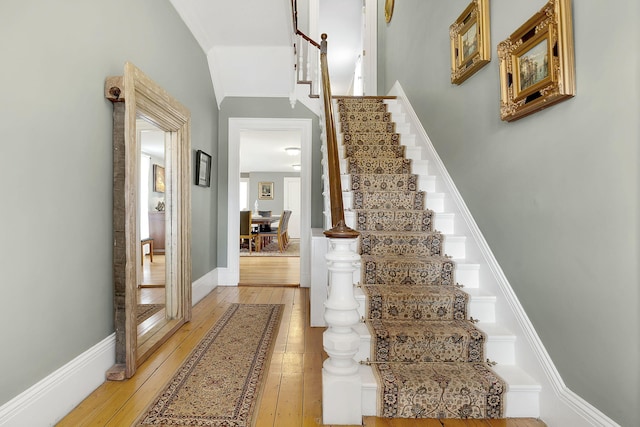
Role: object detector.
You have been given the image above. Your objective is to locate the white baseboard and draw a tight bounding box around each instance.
[0,267,223,427]
[192,268,219,305]
[0,335,115,427]
[216,266,239,287]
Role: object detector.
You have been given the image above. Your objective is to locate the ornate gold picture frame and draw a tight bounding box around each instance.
[450,0,491,85]
[498,0,576,122]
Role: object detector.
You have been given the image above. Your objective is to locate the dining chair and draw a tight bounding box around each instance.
[239,210,260,253]
[258,210,291,252]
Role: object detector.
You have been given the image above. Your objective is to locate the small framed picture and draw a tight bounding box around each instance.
[258,182,274,200]
[153,164,165,193]
[498,0,575,121]
[195,150,212,187]
[450,0,491,85]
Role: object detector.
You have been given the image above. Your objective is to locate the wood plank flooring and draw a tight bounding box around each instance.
[58,286,546,427]
[239,255,300,286]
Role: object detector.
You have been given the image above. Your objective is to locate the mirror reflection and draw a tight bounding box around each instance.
[136,117,170,352]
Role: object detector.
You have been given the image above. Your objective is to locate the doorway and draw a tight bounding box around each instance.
[225,118,312,287]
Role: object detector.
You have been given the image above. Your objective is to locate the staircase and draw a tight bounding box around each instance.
[331,95,542,419]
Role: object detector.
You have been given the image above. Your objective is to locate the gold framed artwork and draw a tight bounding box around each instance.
[498,0,576,122]
[450,0,491,85]
[384,0,394,23]
[258,181,274,200]
[153,164,165,193]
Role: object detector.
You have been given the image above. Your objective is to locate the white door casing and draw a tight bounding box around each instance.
[225,118,312,287]
[283,177,301,238]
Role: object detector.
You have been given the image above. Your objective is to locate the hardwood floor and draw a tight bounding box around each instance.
[58,286,546,427]
[239,255,300,286]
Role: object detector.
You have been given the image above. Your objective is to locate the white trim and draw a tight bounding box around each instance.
[363,0,378,96]
[192,268,219,305]
[0,335,115,427]
[388,81,620,427]
[0,268,223,427]
[227,118,313,287]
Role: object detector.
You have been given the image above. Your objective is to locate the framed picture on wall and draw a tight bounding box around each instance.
[258,181,274,200]
[195,150,212,187]
[497,0,575,121]
[153,164,165,193]
[450,0,491,85]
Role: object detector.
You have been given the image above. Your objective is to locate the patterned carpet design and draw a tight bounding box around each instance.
[338,97,505,419]
[136,304,164,325]
[240,238,300,257]
[135,304,284,426]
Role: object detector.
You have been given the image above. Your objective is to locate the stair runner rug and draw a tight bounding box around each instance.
[337,97,505,419]
[135,303,284,427]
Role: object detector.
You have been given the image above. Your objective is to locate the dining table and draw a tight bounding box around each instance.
[251,215,280,226]
[251,215,280,250]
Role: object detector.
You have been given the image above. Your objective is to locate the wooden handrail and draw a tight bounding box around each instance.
[290,1,357,239]
[319,34,359,239]
[297,29,321,49]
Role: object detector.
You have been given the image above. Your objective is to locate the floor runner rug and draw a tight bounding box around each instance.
[240,238,300,257]
[135,303,284,427]
[137,304,164,325]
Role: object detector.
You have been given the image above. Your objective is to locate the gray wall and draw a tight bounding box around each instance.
[217,97,322,266]
[0,0,218,406]
[249,172,301,215]
[378,1,639,425]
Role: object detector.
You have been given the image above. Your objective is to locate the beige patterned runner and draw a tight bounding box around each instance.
[340,97,505,419]
[135,304,283,427]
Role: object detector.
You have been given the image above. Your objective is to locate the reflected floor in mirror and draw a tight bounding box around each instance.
[138,254,166,341]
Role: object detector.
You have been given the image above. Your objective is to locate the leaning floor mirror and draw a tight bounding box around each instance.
[105,62,192,379]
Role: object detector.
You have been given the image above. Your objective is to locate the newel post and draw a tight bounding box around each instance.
[322,233,361,425]
[320,32,362,425]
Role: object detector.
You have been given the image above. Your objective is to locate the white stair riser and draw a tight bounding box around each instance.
[486,337,517,365]
[419,175,436,193]
[468,296,496,323]
[504,390,541,417]
[412,160,429,175]
[455,263,480,288]
[434,212,454,234]
[405,146,424,161]
[426,192,445,212]
[444,235,466,259]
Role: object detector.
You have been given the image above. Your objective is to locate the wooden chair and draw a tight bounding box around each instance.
[258,210,291,252]
[239,211,260,254]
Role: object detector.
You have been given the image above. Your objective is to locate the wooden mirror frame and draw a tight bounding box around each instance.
[105,62,192,379]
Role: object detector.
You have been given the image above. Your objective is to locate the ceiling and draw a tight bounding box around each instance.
[239,130,302,173]
[169,0,363,101]
[168,0,364,172]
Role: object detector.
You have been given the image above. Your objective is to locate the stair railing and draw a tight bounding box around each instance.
[291,3,362,424]
[291,0,320,96]
[317,33,363,426]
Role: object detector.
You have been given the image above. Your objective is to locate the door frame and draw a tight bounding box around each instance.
[283,176,301,239]
[226,118,312,287]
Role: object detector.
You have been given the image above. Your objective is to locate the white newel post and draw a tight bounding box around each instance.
[322,236,362,425]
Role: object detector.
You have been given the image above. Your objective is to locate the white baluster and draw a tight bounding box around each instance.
[298,35,305,82]
[322,236,361,425]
